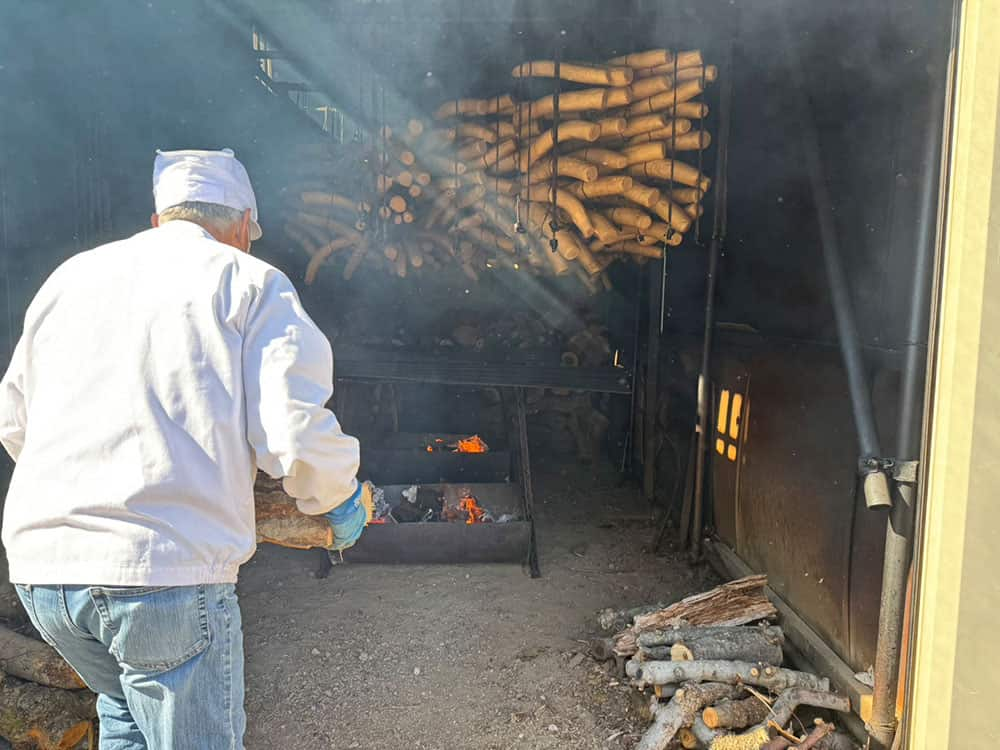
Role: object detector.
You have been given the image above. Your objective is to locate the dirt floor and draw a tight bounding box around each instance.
[239,460,720,750]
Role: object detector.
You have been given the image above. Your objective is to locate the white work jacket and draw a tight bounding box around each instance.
[0,220,359,585]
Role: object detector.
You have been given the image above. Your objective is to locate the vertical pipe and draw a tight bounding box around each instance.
[689,42,733,559]
[642,260,663,503]
[868,39,950,750]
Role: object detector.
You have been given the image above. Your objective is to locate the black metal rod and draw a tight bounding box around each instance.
[643,260,663,503]
[514,387,540,578]
[689,42,733,560]
[868,42,950,750]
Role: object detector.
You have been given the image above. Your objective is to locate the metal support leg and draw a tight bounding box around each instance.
[513,387,540,577]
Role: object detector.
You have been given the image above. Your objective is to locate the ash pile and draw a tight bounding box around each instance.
[590,576,859,750]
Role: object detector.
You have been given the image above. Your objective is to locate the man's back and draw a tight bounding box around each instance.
[0,219,354,585]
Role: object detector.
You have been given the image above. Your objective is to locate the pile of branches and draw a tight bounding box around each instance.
[283,48,715,293]
[0,593,95,749]
[591,577,858,750]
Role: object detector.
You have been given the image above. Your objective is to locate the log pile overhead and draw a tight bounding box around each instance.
[282,48,716,291]
[588,576,860,750]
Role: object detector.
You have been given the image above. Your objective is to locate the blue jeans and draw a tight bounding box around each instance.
[15,583,246,750]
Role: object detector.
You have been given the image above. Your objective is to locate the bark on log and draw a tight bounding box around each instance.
[636,682,742,750]
[433,99,491,120]
[524,157,598,184]
[608,49,672,69]
[637,638,782,668]
[566,147,629,170]
[0,626,85,690]
[627,75,674,101]
[0,672,95,750]
[678,716,725,749]
[628,159,711,192]
[703,696,773,730]
[255,488,332,550]
[751,688,850,734]
[638,626,784,657]
[627,660,830,692]
[512,60,633,87]
[796,722,836,750]
[628,81,705,116]
[568,176,634,199]
[605,240,667,259]
[625,116,692,140]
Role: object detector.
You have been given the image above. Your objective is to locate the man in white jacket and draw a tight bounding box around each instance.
[0,148,365,748]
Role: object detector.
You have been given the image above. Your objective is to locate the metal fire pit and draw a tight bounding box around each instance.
[337,483,531,566]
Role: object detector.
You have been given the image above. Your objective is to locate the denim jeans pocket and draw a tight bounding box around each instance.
[90,584,211,672]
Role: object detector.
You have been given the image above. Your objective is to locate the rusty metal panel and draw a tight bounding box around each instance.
[721,344,858,663]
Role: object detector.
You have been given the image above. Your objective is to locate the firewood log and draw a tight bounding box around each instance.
[628,80,705,116]
[512,60,633,87]
[628,75,674,100]
[480,94,516,114]
[456,139,489,161]
[664,131,713,151]
[627,660,830,692]
[389,195,408,214]
[636,682,742,750]
[623,114,689,138]
[629,159,712,192]
[394,251,407,278]
[590,212,637,246]
[407,119,425,138]
[296,212,363,241]
[639,222,684,246]
[300,191,365,213]
[403,242,424,269]
[702,696,773,730]
[651,198,693,233]
[544,187,596,238]
[0,672,95,750]
[614,576,777,656]
[669,187,706,204]
[627,119,694,144]
[567,175,634,199]
[608,49,672,69]
[607,207,653,230]
[596,117,628,138]
[463,138,518,171]
[623,183,662,209]
[522,121,601,163]
[433,98,490,120]
[304,236,356,285]
[524,157,599,184]
[515,87,633,123]
[0,626,84,690]
[454,123,500,143]
[638,625,784,650]
[395,170,414,188]
[604,240,664,259]
[679,715,726,749]
[565,147,629,170]
[631,50,705,76]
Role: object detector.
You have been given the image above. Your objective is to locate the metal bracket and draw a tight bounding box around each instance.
[891,460,919,484]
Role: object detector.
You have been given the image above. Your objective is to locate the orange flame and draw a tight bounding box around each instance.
[454,435,489,454]
[459,495,487,524]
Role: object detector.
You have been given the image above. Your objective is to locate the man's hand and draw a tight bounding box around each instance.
[323,482,374,551]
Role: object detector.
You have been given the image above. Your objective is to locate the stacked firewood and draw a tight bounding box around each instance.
[0,592,95,749]
[283,48,715,292]
[591,577,858,750]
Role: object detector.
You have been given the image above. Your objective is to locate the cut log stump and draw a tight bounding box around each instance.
[0,626,84,690]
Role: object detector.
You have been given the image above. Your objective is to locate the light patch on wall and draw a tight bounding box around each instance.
[716,388,744,462]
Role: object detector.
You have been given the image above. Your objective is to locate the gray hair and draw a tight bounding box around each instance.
[157,201,243,234]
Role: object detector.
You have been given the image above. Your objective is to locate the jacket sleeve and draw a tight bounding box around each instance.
[242,269,360,515]
[0,335,28,462]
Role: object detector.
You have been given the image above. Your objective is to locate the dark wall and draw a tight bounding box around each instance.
[0,0,952,672]
[708,0,952,671]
